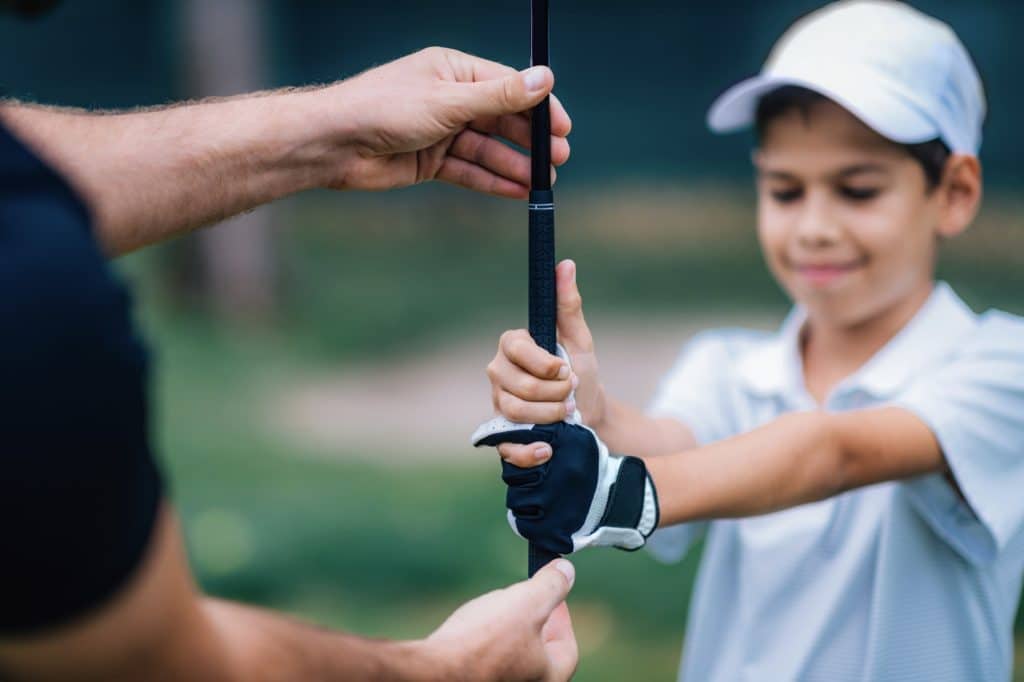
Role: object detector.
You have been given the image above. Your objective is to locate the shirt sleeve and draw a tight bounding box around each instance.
[646,330,747,447]
[0,135,164,635]
[895,312,1024,566]
[644,331,748,563]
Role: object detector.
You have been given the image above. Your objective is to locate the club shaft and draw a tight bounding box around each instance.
[527,0,559,578]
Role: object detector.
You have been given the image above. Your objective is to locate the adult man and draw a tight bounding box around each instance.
[0,28,577,682]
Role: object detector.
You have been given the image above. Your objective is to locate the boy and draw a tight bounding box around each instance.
[473,2,1024,680]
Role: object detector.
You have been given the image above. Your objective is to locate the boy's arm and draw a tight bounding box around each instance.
[645,407,943,525]
[0,47,570,256]
[597,397,698,457]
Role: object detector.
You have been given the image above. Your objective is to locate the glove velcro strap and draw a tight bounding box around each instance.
[597,456,648,530]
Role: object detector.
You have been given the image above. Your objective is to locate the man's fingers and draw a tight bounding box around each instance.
[542,602,579,682]
[497,441,553,466]
[443,49,571,135]
[437,157,528,199]
[555,260,594,354]
[469,114,571,165]
[454,66,554,120]
[449,129,531,186]
[525,560,576,619]
[500,329,568,380]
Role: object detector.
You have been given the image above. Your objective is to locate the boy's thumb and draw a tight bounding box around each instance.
[457,66,553,119]
[557,260,593,353]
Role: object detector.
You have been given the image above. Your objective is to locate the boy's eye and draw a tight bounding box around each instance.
[770,188,803,203]
[840,186,881,201]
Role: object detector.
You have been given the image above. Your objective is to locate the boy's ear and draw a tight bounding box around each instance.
[935,154,982,239]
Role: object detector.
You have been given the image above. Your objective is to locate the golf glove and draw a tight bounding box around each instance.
[471,415,659,556]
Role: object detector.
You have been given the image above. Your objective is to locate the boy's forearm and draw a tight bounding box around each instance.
[645,407,946,526]
[644,411,844,525]
[202,598,448,682]
[0,88,350,255]
[596,393,697,457]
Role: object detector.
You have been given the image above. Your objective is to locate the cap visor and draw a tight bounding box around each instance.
[706,72,939,145]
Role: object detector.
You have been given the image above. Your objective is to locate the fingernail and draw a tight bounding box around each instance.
[557,364,570,380]
[553,559,575,587]
[534,444,552,460]
[522,66,548,93]
[571,374,579,390]
[565,399,576,415]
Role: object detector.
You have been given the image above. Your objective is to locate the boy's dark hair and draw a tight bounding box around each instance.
[754,86,951,191]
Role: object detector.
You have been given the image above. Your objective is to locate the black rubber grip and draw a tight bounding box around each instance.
[528,190,556,356]
[529,543,559,577]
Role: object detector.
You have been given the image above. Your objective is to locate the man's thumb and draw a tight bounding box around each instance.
[526,559,575,617]
[556,260,593,353]
[459,66,553,119]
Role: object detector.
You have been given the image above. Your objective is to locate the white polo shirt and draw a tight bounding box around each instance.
[646,282,1024,682]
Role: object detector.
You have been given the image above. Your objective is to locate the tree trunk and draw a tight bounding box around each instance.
[182,0,275,322]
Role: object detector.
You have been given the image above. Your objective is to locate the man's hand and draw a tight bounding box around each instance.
[425,559,578,682]
[0,47,571,254]
[328,46,571,198]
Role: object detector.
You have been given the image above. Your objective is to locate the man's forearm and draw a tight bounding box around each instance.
[202,598,447,682]
[0,89,349,255]
[645,407,946,527]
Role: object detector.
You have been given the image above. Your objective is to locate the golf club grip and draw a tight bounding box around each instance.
[529,544,559,577]
[528,190,557,578]
[528,191,556,355]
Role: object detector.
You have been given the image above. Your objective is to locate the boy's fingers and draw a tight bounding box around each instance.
[497,441,553,467]
[488,354,573,402]
[555,260,594,354]
[500,329,568,380]
[496,390,571,424]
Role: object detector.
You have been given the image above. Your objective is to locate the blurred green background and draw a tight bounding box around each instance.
[3,2,1023,679]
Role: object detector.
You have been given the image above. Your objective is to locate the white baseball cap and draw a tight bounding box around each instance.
[707,0,986,155]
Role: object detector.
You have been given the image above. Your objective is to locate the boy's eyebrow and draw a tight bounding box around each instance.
[755,163,892,182]
[835,163,891,178]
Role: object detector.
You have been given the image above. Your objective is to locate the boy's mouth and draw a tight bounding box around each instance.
[789,259,866,286]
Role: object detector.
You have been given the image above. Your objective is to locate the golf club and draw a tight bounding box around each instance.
[527,0,558,578]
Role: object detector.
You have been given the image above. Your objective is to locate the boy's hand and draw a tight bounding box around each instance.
[487,259,605,464]
[471,419,660,555]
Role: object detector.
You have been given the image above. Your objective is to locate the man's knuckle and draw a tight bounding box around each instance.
[501,76,517,108]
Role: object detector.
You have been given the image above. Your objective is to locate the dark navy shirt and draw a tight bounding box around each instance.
[0,121,163,635]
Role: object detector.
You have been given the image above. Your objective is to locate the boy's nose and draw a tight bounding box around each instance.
[794,193,841,247]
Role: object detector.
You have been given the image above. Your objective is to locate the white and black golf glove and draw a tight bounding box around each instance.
[471,412,659,556]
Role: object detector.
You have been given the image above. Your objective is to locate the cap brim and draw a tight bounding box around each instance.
[707,73,939,146]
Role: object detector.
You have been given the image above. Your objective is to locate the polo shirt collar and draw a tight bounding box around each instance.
[737,282,979,400]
